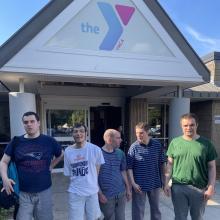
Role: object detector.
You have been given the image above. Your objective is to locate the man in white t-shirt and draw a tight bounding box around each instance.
[64,123,105,220]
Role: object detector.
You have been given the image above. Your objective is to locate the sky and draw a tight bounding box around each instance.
[0,0,219,57]
[158,0,220,57]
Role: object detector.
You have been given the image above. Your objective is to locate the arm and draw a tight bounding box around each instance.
[204,160,216,200]
[96,148,105,175]
[97,164,108,203]
[163,156,173,197]
[98,182,108,204]
[50,150,64,170]
[161,162,166,187]
[160,143,167,187]
[127,169,142,193]
[98,189,108,203]
[0,154,15,194]
[96,164,101,175]
[121,170,132,201]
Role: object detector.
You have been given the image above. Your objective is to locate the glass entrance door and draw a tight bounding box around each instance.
[147,104,168,149]
[46,108,89,170]
[46,109,89,145]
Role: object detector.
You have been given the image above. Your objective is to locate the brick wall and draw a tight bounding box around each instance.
[215,60,220,83]
[191,101,220,165]
[191,101,212,139]
[212,101,220,165]
[206,60,215,83]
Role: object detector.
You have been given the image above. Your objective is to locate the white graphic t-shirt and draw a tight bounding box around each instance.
[64,142,104,196]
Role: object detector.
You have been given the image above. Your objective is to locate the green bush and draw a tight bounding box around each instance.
[0,207,13,220]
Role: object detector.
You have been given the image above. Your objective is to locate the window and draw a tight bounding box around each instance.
[147,104,168,148]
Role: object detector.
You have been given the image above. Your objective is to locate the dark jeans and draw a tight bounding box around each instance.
[132,188,161,220]
[171,184,206,220]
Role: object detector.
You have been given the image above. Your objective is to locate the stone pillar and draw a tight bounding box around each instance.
[169,98,190,141]
[9,92,36,137]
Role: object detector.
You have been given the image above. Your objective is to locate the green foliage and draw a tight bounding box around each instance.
[0,207,13,220]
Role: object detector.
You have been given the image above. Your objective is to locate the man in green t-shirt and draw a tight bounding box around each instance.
[164,113,218,220]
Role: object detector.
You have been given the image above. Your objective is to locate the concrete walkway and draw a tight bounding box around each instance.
[52,173,220,220]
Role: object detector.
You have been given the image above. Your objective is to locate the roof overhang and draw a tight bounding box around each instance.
[0,0,210,94]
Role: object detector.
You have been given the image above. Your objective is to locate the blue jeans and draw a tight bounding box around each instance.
[171,184,206,220]
[16,187,53,220]
[132,188,161,220]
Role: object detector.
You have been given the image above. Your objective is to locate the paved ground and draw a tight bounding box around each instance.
[52,173,220,220]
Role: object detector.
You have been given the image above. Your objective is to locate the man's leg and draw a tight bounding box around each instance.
[132,189,146,220]
[99,197,116,220]
[34,187,53,220]
[147,188,161,220]
[115,194,126,220]
[68,192,85,220]
[171,184,189,220]
[16,191,34,220]
[85,193,101,220]
[188,185,206,220]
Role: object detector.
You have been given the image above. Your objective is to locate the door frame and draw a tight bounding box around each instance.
[41,95,125,138]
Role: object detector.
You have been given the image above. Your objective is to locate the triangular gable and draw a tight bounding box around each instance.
[46,0,173,57]
[0,0,210,86]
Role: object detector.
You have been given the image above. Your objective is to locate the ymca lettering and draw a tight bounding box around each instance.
[81,22,100,34]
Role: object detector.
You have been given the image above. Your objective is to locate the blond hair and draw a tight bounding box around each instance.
[103,129,119,142]
[180,113,198,125]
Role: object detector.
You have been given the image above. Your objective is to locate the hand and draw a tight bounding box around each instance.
[98,192,108,203]
[49,165,53,171]
[126,189,132,201]
[204,185,215,201]
[132,183,142,193]
[163,185,171,197]
[2,178,15,195]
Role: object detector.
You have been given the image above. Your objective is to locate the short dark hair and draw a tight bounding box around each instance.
[22,111,40,121]
[135,122,150,132]
[73,123,87,132]
[180,113,199,125]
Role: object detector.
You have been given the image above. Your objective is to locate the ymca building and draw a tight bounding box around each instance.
[0,0,219,165]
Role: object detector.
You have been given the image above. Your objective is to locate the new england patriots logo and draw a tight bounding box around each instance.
[25,152,43,160]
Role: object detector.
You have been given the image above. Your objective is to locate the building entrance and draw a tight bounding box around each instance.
[147,104,169,149]
[90,106,122,147]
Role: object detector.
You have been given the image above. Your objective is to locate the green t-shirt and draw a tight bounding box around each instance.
[167,136,218,189]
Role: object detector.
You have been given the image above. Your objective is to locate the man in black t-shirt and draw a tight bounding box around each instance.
[0,111,63,220]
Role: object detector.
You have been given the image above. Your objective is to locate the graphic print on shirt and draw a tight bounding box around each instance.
[18,144,48,173]
[24,152,43,160]
[71,154,88,177]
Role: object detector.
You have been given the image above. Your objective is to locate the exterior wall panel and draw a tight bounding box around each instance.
[129,98,147,143]
[191,101,212,139]
[212,101,220,165]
